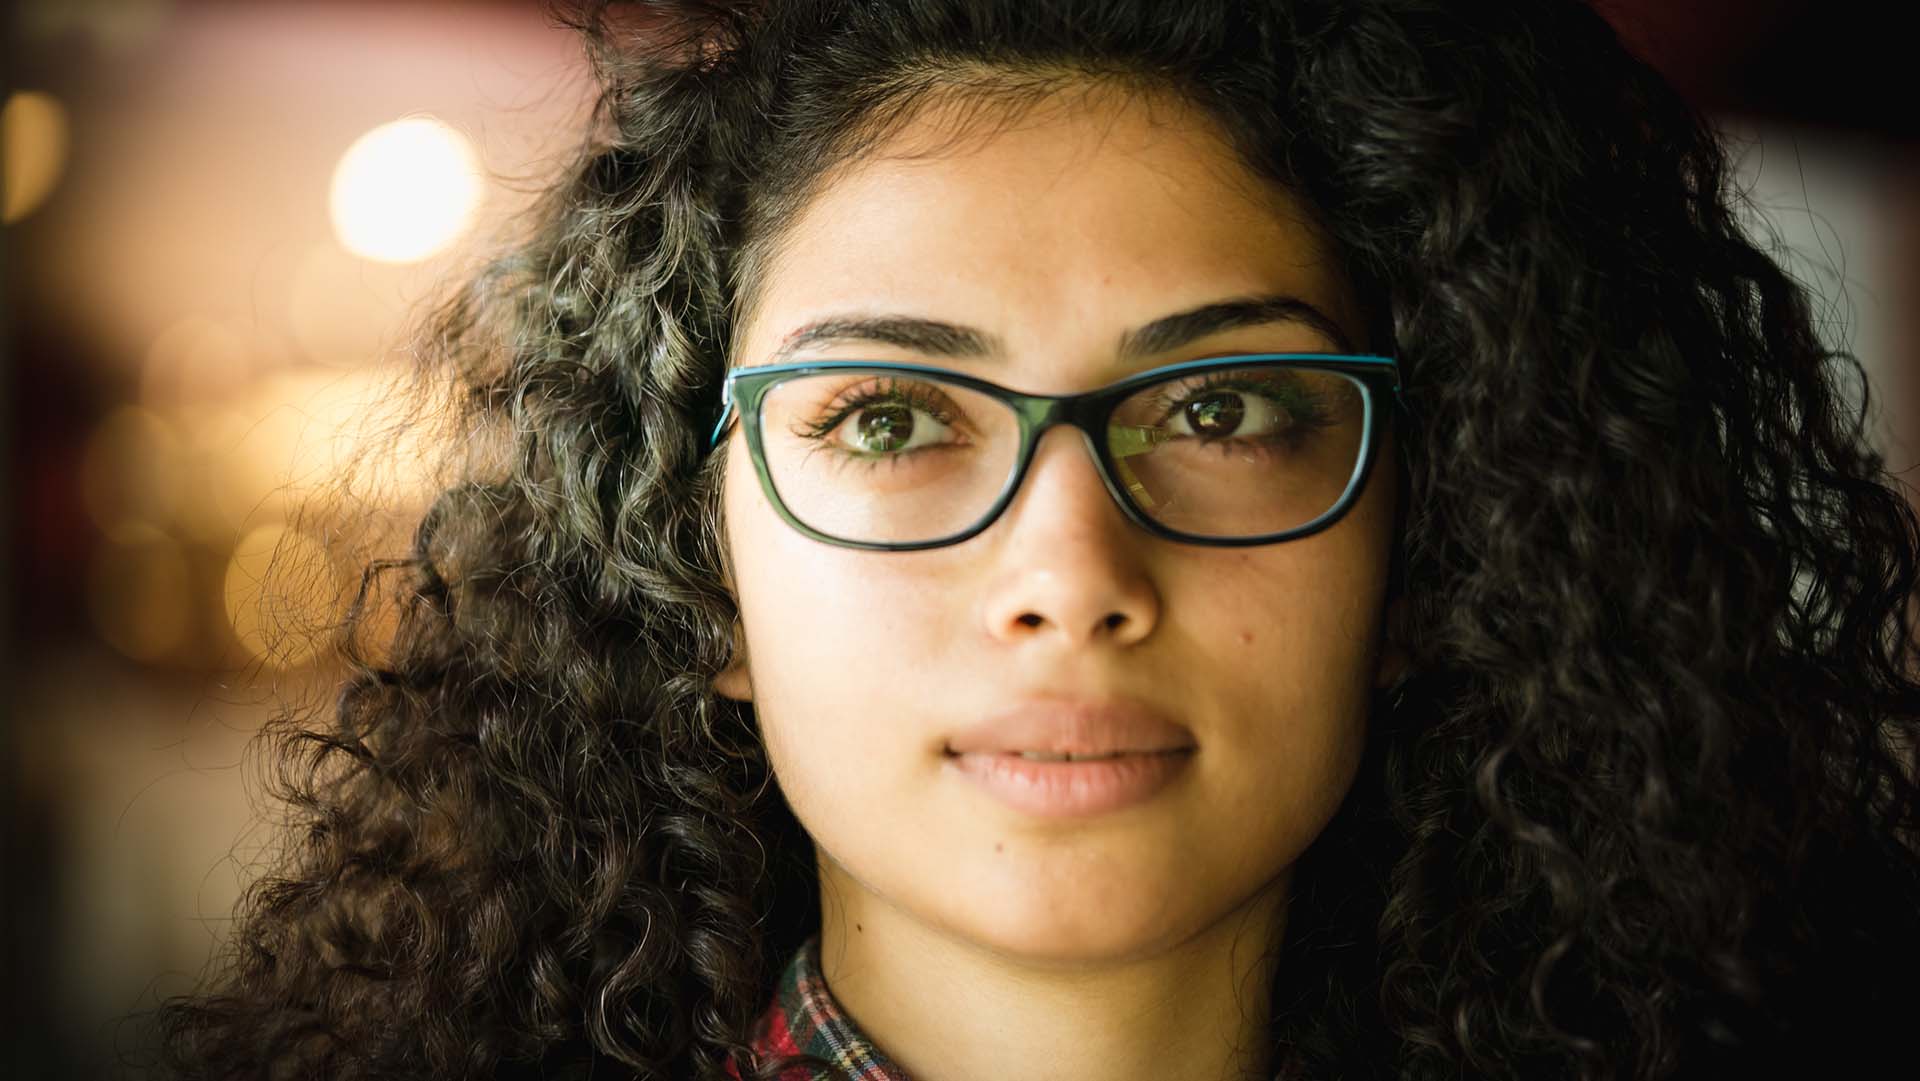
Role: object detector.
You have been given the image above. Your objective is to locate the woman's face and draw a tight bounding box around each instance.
[716,85,1402,963]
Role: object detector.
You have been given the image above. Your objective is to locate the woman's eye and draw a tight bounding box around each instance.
[831,400,954,454]
[1168,389,1284,440]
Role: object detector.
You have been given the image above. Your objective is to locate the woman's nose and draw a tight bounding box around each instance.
[976,425,1162,649]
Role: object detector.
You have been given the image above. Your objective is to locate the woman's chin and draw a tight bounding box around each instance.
[933,894,1205,967]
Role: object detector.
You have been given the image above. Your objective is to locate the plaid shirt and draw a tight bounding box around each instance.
[724,934,914,1081]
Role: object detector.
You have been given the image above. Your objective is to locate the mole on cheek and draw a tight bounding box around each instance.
[1239,629,1255,646]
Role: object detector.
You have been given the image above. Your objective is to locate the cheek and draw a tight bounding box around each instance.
[1188,541,1387,717]
[736,544,953,690]
[1182,549,1380,861]
[722,450,956,755]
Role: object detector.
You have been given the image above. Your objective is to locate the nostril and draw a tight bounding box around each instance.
[1016,613,1044,628]
[1102,612,1126,631]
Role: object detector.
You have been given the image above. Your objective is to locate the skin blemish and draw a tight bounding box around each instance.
[1239,629,1255,646]
[995,842,1004,853]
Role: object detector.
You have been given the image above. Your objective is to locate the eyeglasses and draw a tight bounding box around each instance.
[707,352,1401,551]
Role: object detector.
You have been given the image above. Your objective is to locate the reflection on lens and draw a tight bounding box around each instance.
[1106,365,1365,537]
[758,371,1019,544]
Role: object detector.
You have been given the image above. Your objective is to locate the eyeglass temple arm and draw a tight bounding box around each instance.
[707,384,736,449]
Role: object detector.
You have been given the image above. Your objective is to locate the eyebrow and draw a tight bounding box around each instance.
[765,293,1354,367]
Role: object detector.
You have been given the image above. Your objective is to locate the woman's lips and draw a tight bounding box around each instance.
[944,699,1197,757]
[945,748,1195,817]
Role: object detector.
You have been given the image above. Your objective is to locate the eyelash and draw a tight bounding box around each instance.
[795,377,962,445]
[790,369,1334,459]
[1147,372,1334,443]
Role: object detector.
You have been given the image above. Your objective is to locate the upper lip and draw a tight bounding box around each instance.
[946,699,1198,756]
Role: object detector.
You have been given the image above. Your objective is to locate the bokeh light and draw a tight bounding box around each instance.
[6,9,594,1075]
[3,89,70,224]
[329,115,482,264]
[202,369,366,530]
[80,406,184,540]
[222,523,338,669]
[288,242,409,366]
[141,315,251,409]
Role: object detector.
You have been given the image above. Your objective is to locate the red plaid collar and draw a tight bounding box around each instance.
[725,933,913,1080]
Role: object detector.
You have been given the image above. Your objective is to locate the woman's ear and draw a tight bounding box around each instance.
[712,619,754,701]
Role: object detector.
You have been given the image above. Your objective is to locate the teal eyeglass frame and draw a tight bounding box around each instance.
[706,352,1403,551]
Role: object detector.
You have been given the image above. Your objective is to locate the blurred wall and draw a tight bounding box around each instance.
[4,1,1916,1078]
[4,3,591,1075]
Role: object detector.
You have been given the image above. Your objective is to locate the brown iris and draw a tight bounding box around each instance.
[854,403,914,451]
[1184,392,1245,436]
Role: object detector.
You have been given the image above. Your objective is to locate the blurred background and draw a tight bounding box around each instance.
[3,1,1916,1077]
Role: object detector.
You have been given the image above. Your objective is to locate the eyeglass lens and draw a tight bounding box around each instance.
[754,363,1369,545]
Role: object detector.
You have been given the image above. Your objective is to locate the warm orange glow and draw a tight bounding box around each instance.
[287,243,409,367]
[329,116,482,264]
[81,407,184,539]
[142,316,251,409]
[3,90,68,224]
[87,525,195,662]
[222,523,338,669]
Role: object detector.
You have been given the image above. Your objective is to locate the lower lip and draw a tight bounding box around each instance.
[946,750,1194,817]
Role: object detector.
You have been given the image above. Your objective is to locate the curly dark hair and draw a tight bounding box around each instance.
[155,1,1920,1078]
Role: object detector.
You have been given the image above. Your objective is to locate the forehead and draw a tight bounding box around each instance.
[737,83,1357,362]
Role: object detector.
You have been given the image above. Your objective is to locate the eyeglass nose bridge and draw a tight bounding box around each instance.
[984,386,1160,540]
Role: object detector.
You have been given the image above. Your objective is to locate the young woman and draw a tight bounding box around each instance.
[159,1,1920,1079]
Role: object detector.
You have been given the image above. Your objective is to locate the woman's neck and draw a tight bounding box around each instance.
[814,850,1291,1081]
